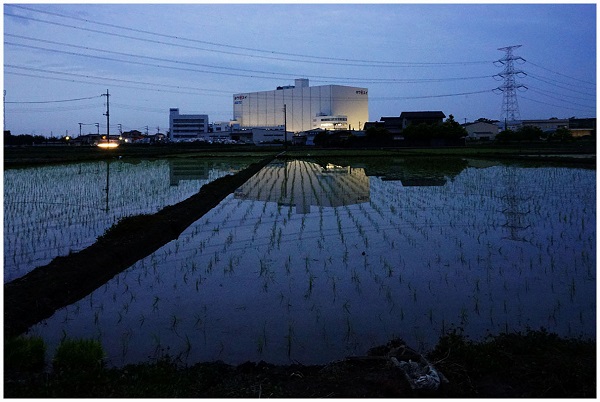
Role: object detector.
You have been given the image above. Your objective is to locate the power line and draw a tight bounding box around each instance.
[4,11,483,69]
[5,35,495,84]
[519,95,596,114]
[526,74,595,97]
[5,69,492,104]
[4,66,232,97]
[527,61,596,86]
[370,89,492,101]
[5,103,101,113]
[527,87,595,105]
[7,5,493,67]
[5,41,287,81]
[5,95,101,104]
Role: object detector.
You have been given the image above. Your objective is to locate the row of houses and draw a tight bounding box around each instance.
[171,108,595,145]
[364,112,595,142]
[72,111,595,146]
[164,79,594,145]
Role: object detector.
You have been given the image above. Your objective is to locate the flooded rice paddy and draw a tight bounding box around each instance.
[4,158,253,282]
[8,156,596,367]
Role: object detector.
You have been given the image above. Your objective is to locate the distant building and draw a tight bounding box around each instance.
[169,108,209,142]
[232,78,368,133]
[399,111,446,129]
[121,130,144,143]
[516,117,596,138]
[568,118,596,137]
[364,111,446,135]
[378,117,404,135]
[210,121,233,134]
[521,118,569,134]
[250,128,288,144]
[292,128,326,146]
[463,121,499,141]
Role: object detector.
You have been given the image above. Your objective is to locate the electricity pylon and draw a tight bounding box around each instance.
[494,45,527,129]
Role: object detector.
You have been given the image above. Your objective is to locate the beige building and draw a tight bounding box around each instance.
[464,121,499,141]
[233,79,369,133]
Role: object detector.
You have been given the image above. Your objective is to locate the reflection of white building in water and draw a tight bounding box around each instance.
[233,79,369,133]
[235,160,370,213]
[168,159,240,186]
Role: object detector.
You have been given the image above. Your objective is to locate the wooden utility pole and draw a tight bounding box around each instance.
[284,103,287,150]
[102,89,110,142]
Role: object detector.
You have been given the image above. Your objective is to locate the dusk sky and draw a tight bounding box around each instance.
[3,2,596,137]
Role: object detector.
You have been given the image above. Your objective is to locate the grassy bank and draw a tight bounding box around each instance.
[3,143,276,168]
[4,140,596,169]
[4,329,595,398]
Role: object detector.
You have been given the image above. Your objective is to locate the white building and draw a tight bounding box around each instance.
[464,121,499,141]
[169,108,209,141]
[521,118,569,133]
[233,79,369,133]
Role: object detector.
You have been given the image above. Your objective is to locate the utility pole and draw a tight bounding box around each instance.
[102,89,110,142]
[494,45,527,130]
[3,90,6,131]
[283,104,287,150]
[78,123,83,137]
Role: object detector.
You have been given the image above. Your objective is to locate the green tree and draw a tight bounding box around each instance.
[365,126,391,144]
[551,127,574,142]
[312,131,328,147]
[402,123,434,140]
[517,125,544,141]
[440,114,467,140]
[495,129,514,142]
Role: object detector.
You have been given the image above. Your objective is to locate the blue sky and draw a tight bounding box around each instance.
[3,2,596,136]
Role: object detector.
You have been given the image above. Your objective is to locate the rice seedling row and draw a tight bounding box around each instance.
[28,159,595,368]
[4,158,252,282]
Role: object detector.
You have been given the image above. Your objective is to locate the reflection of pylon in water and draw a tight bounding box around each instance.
[500,168,531,242]
[494,45,527,129]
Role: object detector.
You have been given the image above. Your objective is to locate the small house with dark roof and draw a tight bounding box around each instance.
[399,111,446,129]
[364,111,447,136]
[379,117,404,135]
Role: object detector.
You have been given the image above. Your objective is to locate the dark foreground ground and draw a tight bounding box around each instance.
[4,330,596,398]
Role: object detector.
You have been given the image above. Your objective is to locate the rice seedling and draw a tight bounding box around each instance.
[285,322,294,359]
[18,158,596,371]
[344,316,354,342]
[304,272,316,298]
[460,307,469,326]
[569,277,576,301]
[170,314,181,336]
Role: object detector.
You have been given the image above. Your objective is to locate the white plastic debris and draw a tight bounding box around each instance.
[391,357,441,391]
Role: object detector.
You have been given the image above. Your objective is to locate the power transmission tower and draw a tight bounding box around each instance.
[494,45,527,129]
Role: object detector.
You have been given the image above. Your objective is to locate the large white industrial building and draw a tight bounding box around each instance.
[233,79,369,133]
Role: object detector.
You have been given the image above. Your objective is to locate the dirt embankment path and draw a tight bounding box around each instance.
[4,155,277,338]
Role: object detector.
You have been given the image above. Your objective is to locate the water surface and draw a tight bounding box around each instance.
[27,158,596,367]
